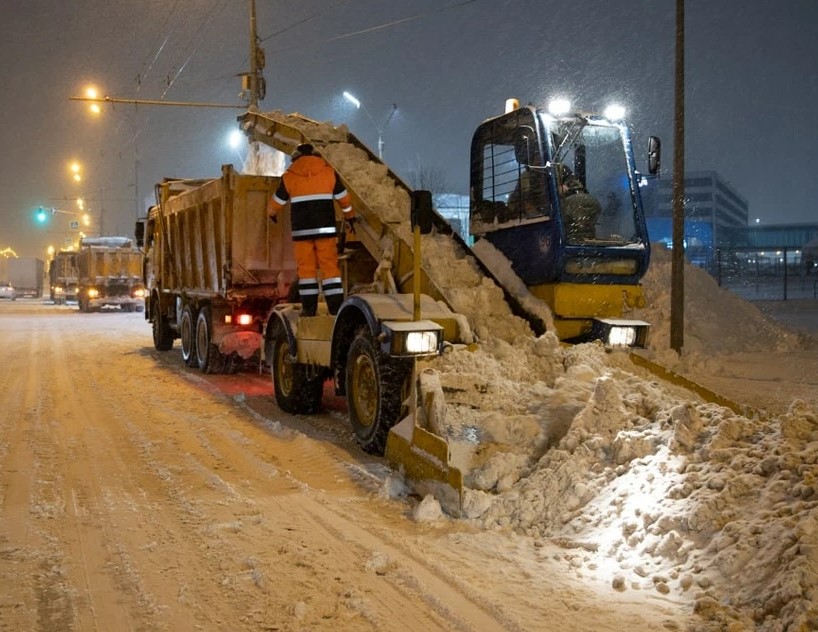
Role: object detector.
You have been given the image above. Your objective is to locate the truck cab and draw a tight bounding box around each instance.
[469,103,658,343]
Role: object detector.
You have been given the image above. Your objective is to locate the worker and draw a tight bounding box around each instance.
[268,143,356,316]
[556,164,601,243]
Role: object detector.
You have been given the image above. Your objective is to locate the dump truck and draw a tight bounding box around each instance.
[8,257,44,298]
[76,237,145,312]
[48,250,79,304]
[136,166,299,373]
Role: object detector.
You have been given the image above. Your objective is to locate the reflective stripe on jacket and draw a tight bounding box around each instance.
[269,155,354,241]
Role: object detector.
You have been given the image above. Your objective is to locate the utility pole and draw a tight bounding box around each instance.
[247,0,266,108]
[670,0,686,353]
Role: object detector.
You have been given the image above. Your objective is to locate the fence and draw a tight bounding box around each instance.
[713,247,818,301]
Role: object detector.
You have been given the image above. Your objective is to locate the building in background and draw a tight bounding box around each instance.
[641,170,749,268]
[641,170,818,299]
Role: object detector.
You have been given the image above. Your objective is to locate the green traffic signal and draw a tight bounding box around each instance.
[36,207,48,223]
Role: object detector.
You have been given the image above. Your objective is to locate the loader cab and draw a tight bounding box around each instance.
[469,105,651,289]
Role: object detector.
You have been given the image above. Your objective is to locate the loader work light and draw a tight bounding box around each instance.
[380,320,443,357]
[591,318,650,349]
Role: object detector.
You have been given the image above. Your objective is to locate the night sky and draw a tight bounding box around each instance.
[1,0,816,258]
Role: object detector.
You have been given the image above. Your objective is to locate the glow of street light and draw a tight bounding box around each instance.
[343,91,361,109]
[85,86,101,115]
[228,129,244,149]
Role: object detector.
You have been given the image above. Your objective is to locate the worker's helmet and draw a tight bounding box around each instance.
[291,143,314,161]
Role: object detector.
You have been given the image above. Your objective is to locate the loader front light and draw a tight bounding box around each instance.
[591,318,650,349]
[87,288,99,298]
[381,320,443,357]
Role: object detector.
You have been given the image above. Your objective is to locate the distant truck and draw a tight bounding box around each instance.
[48,250,79,304]
[8,257,44,298]
[76,237,145,312]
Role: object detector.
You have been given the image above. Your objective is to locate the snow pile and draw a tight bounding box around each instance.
[635,244,803,357]
[432,339,818,629]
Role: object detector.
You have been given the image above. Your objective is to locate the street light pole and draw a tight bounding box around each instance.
[342,91,397,160]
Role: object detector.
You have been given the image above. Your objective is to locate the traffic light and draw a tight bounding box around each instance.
[35,206,55,223]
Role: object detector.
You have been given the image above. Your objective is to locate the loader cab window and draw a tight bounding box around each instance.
[470,110,552,235]
[546,117,641,245]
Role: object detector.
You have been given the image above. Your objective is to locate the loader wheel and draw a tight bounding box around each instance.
[271,324,324,414]
[180,306,197,366]
[195,306,225,373]
[346,328,412,455]
[152,303,174,351]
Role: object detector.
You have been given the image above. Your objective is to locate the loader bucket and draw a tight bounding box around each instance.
[385,415,464,516]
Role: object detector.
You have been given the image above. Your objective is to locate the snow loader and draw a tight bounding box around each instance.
[235,103,661,510]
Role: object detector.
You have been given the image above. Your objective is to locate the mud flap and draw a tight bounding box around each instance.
[385,415,464,517]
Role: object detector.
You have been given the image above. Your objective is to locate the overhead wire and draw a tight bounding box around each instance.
[161,0,232,99]
[261,0,482,53]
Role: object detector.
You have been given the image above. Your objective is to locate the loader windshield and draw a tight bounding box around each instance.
[544,116,642,245]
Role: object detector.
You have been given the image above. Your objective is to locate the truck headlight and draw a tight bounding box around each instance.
[133,288,146,298]
[88,288,99,298]
[592,318,650,349]
[381,320,443,356]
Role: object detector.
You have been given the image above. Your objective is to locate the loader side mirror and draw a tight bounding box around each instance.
[648,136,661,175]
[134,219,145,248]
[411,190,434,235]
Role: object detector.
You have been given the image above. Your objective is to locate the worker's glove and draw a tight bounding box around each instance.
[346,216,357,234]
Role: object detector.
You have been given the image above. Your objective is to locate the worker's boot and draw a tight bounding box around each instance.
[301,294,318,317]
[326,293,343,316]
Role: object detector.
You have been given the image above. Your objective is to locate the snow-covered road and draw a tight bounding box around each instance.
[0,301,692,631]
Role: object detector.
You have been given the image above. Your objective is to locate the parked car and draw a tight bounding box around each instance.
[0,282,16,300]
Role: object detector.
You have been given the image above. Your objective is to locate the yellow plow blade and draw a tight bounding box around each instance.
[386,415,464,516]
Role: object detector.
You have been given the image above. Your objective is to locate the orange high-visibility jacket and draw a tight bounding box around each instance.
[269,155,354,241]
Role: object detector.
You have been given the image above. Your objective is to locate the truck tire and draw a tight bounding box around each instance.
[195,306,225,373]
[271,324,324,414]
[152,306,174,351]
[180,306,197,366]
[346,327,412,455]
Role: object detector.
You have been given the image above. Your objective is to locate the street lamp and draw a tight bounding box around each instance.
[342,91,397,160]
[69,161,82,183]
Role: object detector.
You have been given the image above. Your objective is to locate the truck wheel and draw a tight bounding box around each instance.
[152,304,174,351]
[346,328,412,455]
[180,306,197,366]
[195,306,225,373]
[271,325,324,414]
